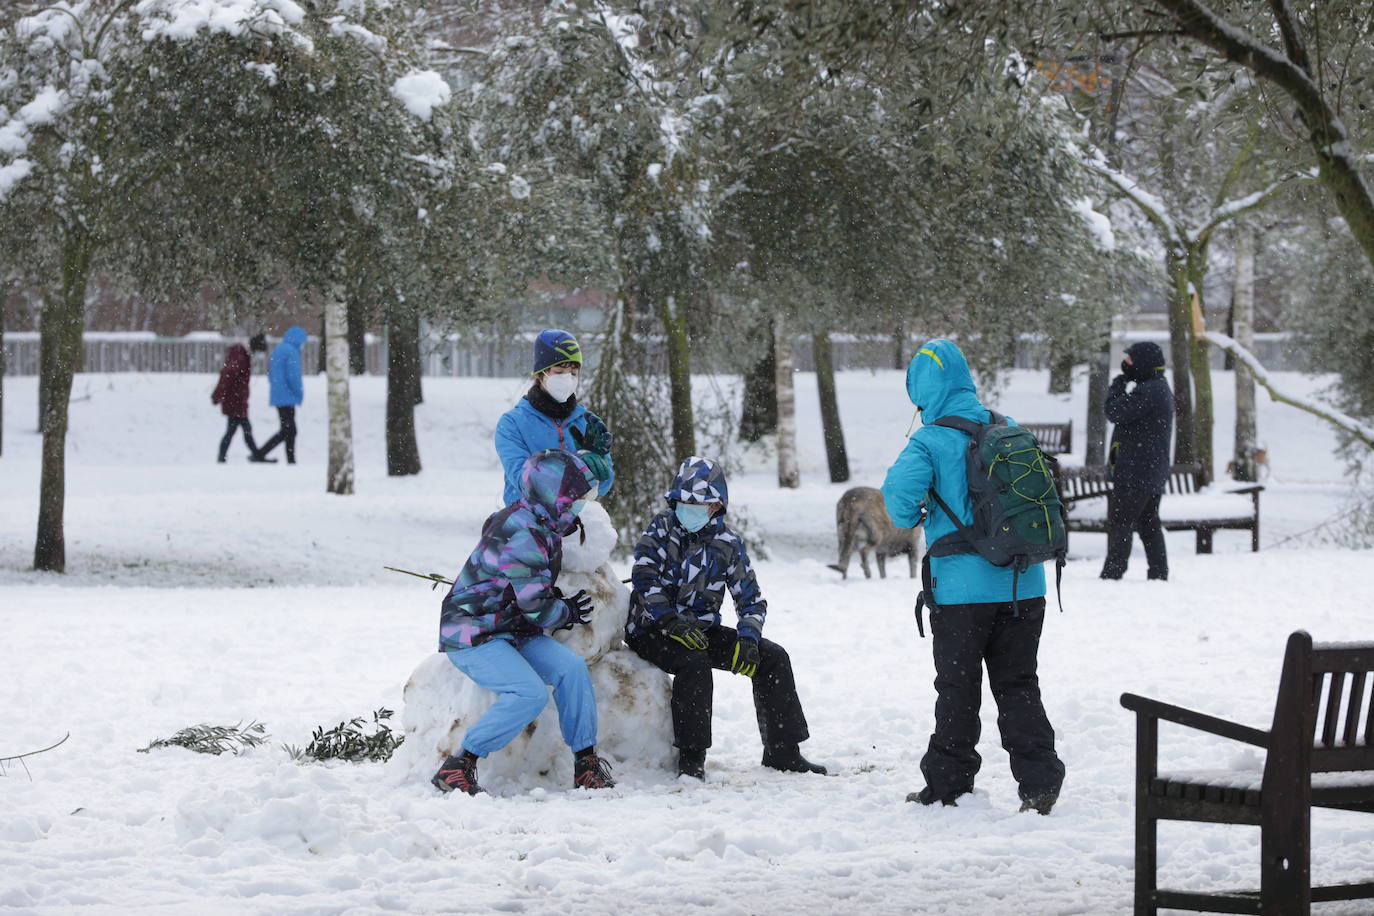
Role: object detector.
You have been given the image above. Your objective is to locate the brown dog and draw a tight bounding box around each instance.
[827,486,924,579]
[1225,448,1270,480]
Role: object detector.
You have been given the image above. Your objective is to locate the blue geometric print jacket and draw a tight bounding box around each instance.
[626,456,767,641]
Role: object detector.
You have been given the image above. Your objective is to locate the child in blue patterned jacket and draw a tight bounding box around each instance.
[430,448,615,796]
[626,456,827,780]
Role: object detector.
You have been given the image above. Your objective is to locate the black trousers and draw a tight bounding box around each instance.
[217,417,259,461]
[922,597,1065,803]
[1101,485,1168,580]
[627,624,809,753]
[257,406,297,463]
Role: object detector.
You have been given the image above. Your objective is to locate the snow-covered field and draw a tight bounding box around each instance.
[1,367,1370,915]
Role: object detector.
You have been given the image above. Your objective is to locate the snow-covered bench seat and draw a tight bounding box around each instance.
[1120,632,1374,914]
[1056,462,1263,553]
[1020,420,1073,455]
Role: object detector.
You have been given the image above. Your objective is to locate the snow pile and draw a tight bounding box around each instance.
[390,70,451,122]
[391,500,673,790]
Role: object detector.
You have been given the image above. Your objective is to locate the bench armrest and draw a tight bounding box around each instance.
[1120,692,1269,748]
[1226,485,1265,496]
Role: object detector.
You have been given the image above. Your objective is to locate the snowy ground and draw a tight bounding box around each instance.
[1,367,1371,915]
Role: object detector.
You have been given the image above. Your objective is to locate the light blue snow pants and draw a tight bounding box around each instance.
[445,635,597,758]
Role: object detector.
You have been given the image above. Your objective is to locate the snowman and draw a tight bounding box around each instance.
[390,500,674,791]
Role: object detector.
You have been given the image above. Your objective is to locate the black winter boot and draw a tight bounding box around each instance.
[573,748,615,789]
[907,786,968,806]
[677,748,706,780]
[431,751,482,796]
[1019,791,1058,815]
[762,743,827,775]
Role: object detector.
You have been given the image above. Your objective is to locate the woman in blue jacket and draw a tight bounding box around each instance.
[495,329,615,506]
[882,338,1065,814]
[257,326,307,464]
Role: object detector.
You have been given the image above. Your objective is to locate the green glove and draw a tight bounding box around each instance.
[730,637,760,677]
[578,450,610,485]
[570,414,612,455]
[662,614,709,651]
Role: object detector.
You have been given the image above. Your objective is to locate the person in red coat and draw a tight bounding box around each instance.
[211,334,272,463]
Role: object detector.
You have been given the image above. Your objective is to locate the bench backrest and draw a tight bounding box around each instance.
[1021,421,1073,455]
[1268,631,1374,780]
[1165,462,1204,495]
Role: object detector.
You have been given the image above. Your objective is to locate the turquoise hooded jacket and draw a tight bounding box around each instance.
[881,339,1046,606]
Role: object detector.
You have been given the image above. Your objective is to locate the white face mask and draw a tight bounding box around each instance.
[542,372,579,403]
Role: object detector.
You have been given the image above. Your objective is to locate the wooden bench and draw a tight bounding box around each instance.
[1021,420,1072,455]
[1121,631,1374,914]
[1055,462,1263,553]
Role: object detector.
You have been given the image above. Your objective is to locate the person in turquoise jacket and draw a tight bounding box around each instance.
[258,326,307,464]
[881,338,1065,814]
[495,329,615,506]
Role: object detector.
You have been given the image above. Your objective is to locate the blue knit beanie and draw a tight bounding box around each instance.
[532,329,582,375]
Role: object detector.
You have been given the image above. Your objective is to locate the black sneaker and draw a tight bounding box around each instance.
[677,749,706,780]
[431,752,482,796]
[762,744,827,775]
[907,786,969,806]
[1019,792,1058,815]
[573,752,615,789]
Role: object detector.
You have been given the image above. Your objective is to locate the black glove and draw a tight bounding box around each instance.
[730,637,760,677]
[569,414,612,456]
[662,613,709,651]
[564,589,594,626]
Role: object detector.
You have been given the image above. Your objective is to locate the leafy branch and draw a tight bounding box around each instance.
[283,708,404,764]
[137,721,269,756]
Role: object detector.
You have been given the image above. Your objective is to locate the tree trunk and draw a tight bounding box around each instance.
[1048,340,1074,395]
[0,287,6,458]
[1085,326,1111,466]
[739,317,776,442]
[386,311,422,477]
[317,311,327,375]
[347,296,368,375]
[411,321,424,407]
[1187,256,1215,485]
[1231,223,1259,481]
[892,322,908,370]
[659,292,695,462]
[775,316,800,489]
[34,234,91,572]
[812,329,849,483]
[1166,252,1195,465]
[324,293,355,495]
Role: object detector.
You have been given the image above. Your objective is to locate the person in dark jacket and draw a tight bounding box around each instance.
[495,329,615,506]
[211,334,272,463]
[626,456,826,780]
[257,326,307,464]
[882,338,1065,814]
[1102,340,1175,581]
[431,449,615,796]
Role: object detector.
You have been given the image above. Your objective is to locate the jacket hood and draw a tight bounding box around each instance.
[664,455,729,510]
[1125,341,1167,380]
[905,339,983,422]
[519,448,595,526]
[282,326,308,348]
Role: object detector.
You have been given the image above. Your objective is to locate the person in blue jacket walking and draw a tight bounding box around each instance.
[495,329,614,506]
[882,338,1065,814]
[257,325,308,464]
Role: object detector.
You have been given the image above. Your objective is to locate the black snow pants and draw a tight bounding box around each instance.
[921,597,1065,804]
[627,623,809,754]
[257,406,297,464]
[217,417,260,462]
[1100,485,1168,580]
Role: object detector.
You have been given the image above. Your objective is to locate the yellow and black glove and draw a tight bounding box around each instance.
[730,637,760,678]
[662,613,709,651]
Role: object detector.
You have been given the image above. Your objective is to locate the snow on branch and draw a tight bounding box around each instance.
[1202,331,1374,449]
[1083,155,1181,242]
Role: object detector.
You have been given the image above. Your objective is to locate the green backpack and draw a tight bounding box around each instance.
[918,411,1067,630]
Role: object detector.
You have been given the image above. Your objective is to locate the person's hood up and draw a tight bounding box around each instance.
[905,338,983,423]
[282,326,308,349]
[1125,341,1167,381]
[664,455,729,512]
[519,448,595,529]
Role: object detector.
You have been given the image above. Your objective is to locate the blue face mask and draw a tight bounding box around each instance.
[674,503,712,532]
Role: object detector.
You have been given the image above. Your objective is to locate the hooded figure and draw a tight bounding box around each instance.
[881,339,1065,814]
[625,456,826,780]
[258,326,309,463]
[210,336,270,462]
[1101,340,1175,581]
[430,449,616,796]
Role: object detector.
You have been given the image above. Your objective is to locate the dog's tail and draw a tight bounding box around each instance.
[829,499,857,577]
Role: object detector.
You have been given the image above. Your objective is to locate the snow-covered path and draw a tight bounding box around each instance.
[1,369,1371,914]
